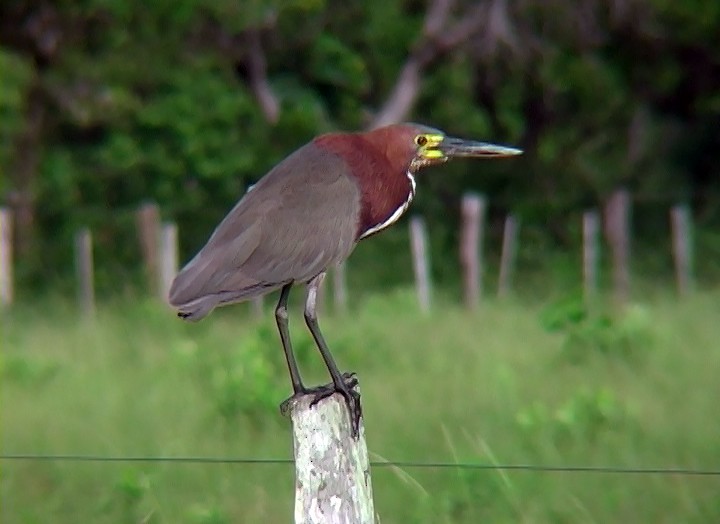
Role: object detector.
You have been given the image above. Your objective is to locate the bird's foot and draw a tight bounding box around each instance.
[304,372,358,395]
[280,372,362,438]
[309,373,362,438]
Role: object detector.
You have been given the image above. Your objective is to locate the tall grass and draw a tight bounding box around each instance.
[2,289,720,523]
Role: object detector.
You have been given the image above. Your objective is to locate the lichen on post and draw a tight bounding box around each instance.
[282,386,375,524]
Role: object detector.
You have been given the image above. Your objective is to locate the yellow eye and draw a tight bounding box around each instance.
[415,135,428,147]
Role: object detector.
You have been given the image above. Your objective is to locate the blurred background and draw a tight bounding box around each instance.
[2,1,720,523]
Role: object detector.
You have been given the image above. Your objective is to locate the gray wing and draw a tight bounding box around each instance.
[168,143,361,320]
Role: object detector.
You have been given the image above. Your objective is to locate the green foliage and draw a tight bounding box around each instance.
[187,504,230,524]
[308,35,370,95]
[516,388,630,445]
[180,323,287,424]
[114,468,149,509]
[538,294,588,332]
[434,469,515,523]
[0,49,32,189]
[541,297,655,362]
[3,292,720,522]
[650,0,720,42]
[1,354,60,387]
[1,0,720,294]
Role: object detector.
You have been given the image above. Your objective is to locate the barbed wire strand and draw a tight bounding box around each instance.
[2,454,719,476]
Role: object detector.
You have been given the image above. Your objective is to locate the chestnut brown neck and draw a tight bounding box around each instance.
[315,131,416,240]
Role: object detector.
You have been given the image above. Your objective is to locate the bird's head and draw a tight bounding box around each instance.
[364,123,523,174]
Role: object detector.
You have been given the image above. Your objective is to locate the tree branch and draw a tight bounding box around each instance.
[369,1,487,129]
[422,0,454,38]
[245,28,279,124]
[200,18,280,124]
[475,0,520,57]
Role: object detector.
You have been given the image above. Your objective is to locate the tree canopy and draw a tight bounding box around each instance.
[1,0,718,292]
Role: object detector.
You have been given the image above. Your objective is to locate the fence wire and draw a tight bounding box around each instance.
[2,454,719,477]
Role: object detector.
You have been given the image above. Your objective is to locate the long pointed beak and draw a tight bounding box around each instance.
[439,137,523,158]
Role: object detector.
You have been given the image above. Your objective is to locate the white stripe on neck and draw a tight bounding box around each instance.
[360,170,416,239]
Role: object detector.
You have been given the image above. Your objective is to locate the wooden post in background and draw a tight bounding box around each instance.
[498,214,519,298]
[670,204,693,296]
[159,222,178,302]
[74,227,95,317]
[604,189,631,304]
[282,389,375,524]
[332,262,348,314]
[460,193,486,309]
[0,208,12,307]
[583,209,600,301]
[251,295,264,319]
[136,202,161,296]
[410,216,431,313]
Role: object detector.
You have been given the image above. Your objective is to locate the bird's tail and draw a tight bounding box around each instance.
[167,250,220,321]
[167,247,279,321]
[173,295,218,321]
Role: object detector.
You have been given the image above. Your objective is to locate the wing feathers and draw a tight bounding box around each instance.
[168,143,361,320]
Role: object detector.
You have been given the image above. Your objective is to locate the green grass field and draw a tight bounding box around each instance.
[2,288,720,523]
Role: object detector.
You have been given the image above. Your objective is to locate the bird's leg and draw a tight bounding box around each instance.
[275,283,306,394]
[303,272,362,437]
[276,281,357,421]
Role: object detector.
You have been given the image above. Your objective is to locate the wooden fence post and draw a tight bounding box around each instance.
[498,214,519,298]
[136,202,161,296]
[251,295,264,319]
[603,189,631,304]
[410,216,431,313]
[282,389,375,524]
[332,262,348,314]
[460,193,486,309]
[0,208,12,307]
[583,209,600,301]
[74,227,95,317]
[159,222,178,302]
[670,204,693,296]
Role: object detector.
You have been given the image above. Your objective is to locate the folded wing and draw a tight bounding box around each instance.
[168,144,361,320]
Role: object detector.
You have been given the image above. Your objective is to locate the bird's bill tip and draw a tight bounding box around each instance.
[440,137,523,158]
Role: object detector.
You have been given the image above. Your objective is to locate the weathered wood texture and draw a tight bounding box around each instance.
[460,193,486,309]
[159,222,178,302]
[136,202,161,296]
[583,209,600,301]
[251,295,264,318]
[74,227,95,317]
[410,216,431,312]
[604,189,631,304]
[498,214,519,298]
[0,208,12,306]
[286,392,375,524]
[670,204,694,296]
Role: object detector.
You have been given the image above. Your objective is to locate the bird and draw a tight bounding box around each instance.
[168,123,521,435]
